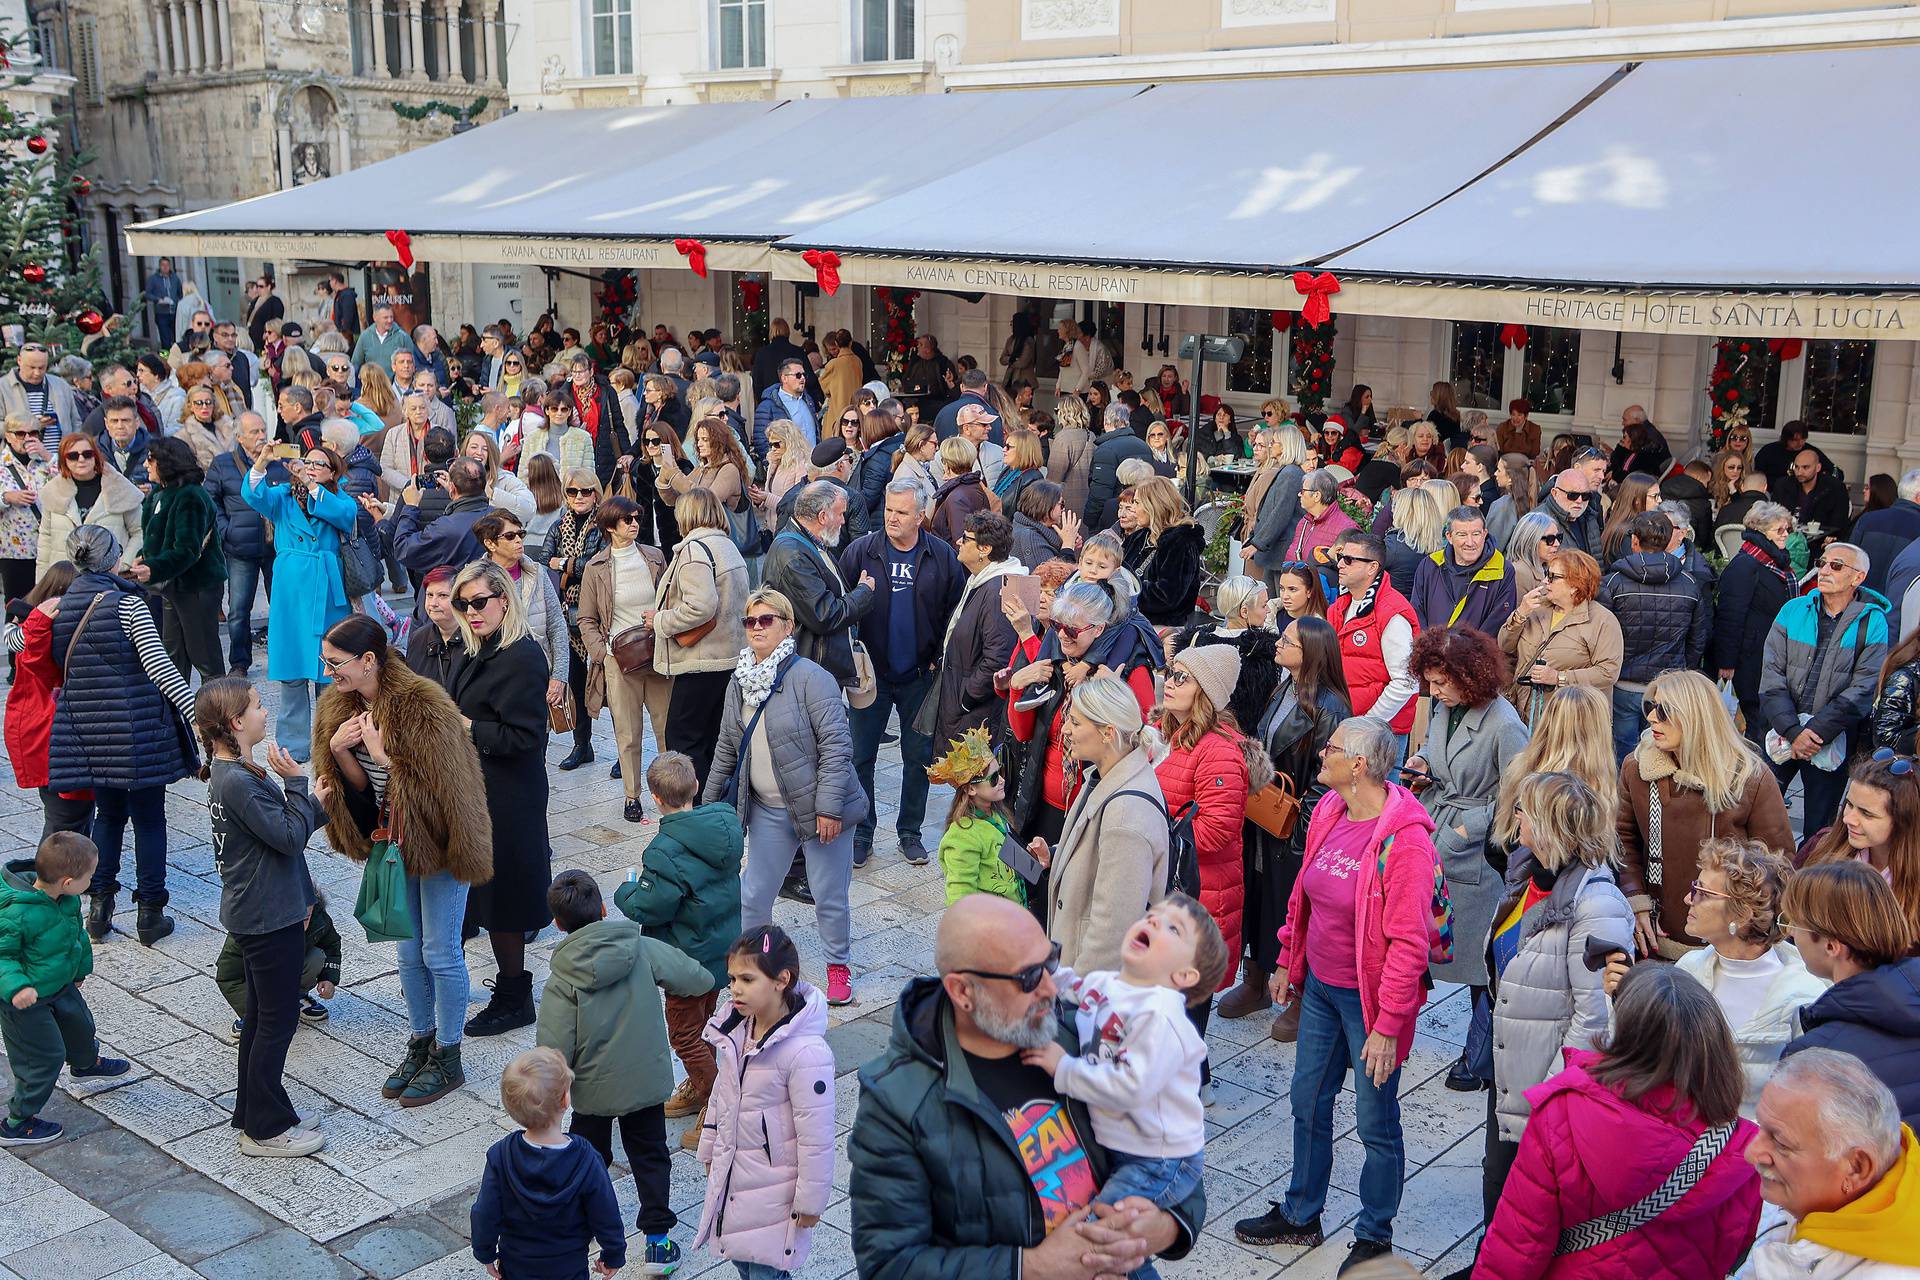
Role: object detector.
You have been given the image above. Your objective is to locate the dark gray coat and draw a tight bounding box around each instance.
[703,655,869,833]
[1416,696,1531,986]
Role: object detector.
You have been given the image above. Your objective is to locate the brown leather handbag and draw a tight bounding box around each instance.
[610,625,654,674]
[1245,771,1301,840]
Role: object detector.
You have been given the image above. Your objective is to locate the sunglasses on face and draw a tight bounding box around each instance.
[956,940,1061,994]
[1540,533,1562,546]
[504,361,523,369]
[742,613,785,630]
[67,450,96,461]
[645,436,663,447]
[4,431,31,441]
[1552,488,1589,503]
[1819,559,1858,573]
[565,487,597,497]
[1871,747,1916,776]
[455,593,500,612]
[1544,570,1567,584]
[1054,621,1095,641]
[1164,668,1193,688]
[1335,554,1376,568]
[1642,699,1669,723]
[496,529,525,541]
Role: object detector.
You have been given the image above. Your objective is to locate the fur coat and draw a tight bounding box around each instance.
[311,658,493,884]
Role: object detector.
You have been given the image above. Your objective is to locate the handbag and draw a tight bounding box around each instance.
[1554,1122,1737,1256]
[848,640,877,710]
[669,538,720,648]
[340,524,381,598]
[726,492,767,557]
[548,684,576,733]
[353,806,414,944]
[1115,791,1200,899]
[1245,771,1301,839]
[610,625,654,674]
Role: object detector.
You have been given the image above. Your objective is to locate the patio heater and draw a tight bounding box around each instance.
[1176,333,1247,509]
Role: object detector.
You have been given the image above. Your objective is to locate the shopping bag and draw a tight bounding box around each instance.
[353,837,414,943]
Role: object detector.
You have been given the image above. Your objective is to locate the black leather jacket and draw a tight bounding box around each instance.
[1872,659,1920,755]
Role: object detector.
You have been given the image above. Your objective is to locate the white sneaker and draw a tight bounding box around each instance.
[238,1125,325,1158]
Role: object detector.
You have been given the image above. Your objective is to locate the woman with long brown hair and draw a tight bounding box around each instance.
[655,415,750,521]
[1599,473,1662,564]
[1484,452,1539,552]
[1804,750,1920,947]
[1708,448,1748,514]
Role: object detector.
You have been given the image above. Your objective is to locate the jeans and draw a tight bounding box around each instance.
[90,786,169,900]
[1773,756,1850,839]
[277,680,312,763]
[226,554,270,672]
[1099,1151,1205,1280]
[743,801,853,965]
[849,670,934,852]
[1283,972,1405,1245]
[1611,686,1647,763]
[232,922,304,1141]
[397,871,471,1046]
[571,1105,674,1234]
[734,1266,792,1280]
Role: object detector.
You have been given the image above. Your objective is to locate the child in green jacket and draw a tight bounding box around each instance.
[0,833,131,1144]
[928,726,1026,907]
[215,897,344,1040]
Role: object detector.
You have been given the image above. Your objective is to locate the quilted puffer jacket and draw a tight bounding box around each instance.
[1152,726,1252,988]
[1474,1049,1761,1280]
[1597,551,1712,681]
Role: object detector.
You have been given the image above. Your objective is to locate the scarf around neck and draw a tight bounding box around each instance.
[735,635,796,711]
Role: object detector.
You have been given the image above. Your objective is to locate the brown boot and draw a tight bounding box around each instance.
[679,1103,705,1151]
[1270,997,1302,1043]
[663,1076,709,1119]
[1216,963,1272,1020]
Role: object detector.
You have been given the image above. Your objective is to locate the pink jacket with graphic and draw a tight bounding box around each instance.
[694,985,836,1272]
[1474,1049,1761,1280]
[1277,784,1438,1067]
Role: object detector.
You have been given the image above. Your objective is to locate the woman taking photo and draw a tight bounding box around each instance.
[1498,549,1622,730]
[242,443,357,760]
[445,560,552,1038]
[129,436,226,683]
[655,416,749,517]
[1711,502,1797,748]
[4,561,85,840]
[1245,426,1309,593]
[651,488,749,787]
[47,526,195,946]
[541,469,604,771]
[574,496,670,823]
[1805,750,1920,946]
[35,432,142,577]
[628,421,682,557]
[1474,964,1760,1280]
[1504,510,1562,600]
[316,614,491,1108]
[1617,669,1794,957]
[470,511,568,710]
[701,588,865,1008]
[1219,617,1349,1038]
[1123,476,1204,634]
[1483,454,1537,553]
[1235,717,1438,1265]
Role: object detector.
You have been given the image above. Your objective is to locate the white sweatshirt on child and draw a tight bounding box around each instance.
[1051,967,1206,1160]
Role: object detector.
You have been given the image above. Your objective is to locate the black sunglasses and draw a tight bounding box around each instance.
[565,486,597,497]
[1642,698,1669,723]
[1335,554,1376,568]
[1539,533,1563,545]
[1552,488,1590,503]
[956,940,1061,994]
[742,613,785,630]
[455,592,500,612]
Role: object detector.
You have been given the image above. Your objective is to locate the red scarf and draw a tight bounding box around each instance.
[1739,536,1795,592]
[573,383,602,439]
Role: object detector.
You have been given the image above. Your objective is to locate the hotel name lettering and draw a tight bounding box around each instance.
[904,264,1142,298]
[1522,295,1907,334]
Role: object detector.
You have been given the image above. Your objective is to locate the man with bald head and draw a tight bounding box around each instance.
[850,894,1203,1280]
[1541,467,1601,554]
[1770,446,1850,533]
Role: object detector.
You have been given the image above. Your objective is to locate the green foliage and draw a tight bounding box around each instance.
[390,97,490,123]
[1202,495,1242,577]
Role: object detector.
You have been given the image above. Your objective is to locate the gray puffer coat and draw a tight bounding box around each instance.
[1489,854,1635,1142]
[702,653,870,833]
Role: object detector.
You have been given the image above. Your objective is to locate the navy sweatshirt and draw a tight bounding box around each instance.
[470,1132,626,1278]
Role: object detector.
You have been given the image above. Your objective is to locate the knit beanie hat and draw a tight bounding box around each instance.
[1175,643,1241,715]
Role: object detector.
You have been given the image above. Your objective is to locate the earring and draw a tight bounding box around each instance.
[1729,922,1740,938]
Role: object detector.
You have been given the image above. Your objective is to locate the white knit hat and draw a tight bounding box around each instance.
[1174,643,1242,715]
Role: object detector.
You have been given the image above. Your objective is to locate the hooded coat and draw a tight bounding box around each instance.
[1474,1049,1761,1280]
[1598,551,1713,681]
[1785,956,1920,1129]
[1151,726,1252,987]
[611,803,743,988]
[1759,587,1891,748]
[694,986,836,1271]
[470,1132,626,1279]
[0,859,92,1001]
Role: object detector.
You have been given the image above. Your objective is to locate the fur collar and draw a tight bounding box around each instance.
[1631,734,1702,791]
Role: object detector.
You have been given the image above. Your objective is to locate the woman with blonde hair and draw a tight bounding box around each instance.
[1407,420,1447,471]
[928,435,986,544]
[1244,424,1308,591]
[1708,448,1748,514]
[457,430,534,522]
[1617,669,1794,958]
[282,347,324,393]
[620,338,654,385]
[755,419,810,525]
[357,361,402,427]
[993,427,1045,509]
[1384,482,1448,597]
[1499,548,1622,728]
[652,487,750,783]
[1123,475,1205,632]
[1495,686,1618,848]
[1045,393,1095,520]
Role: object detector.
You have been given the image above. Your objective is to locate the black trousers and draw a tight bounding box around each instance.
[1481,1085,1520,1227]
[665,669,733,788]
[2,557,33,681]
[38,787,94,844]
[1019,805,1066,931]
[570,1105,674,1234]
[232,922,305,1141]
[566,645,593,754]
[161,585,225,683]
[1187,997,1213,1087]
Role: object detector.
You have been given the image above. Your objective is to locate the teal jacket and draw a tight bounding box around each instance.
[0,859,92,1002]
[1759,586,1890,744]
[612,804,743,988]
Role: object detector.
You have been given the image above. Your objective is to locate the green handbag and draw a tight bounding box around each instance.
[353,806,414,943]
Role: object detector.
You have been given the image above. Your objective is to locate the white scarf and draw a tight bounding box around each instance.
[735,635,796,712]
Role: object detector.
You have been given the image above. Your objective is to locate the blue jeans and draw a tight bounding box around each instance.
[849,670,934,852]
[1100,1151,1204,1280]
[397,871,471,1046]
[277,680,312,763]
[1611,686,1647,763]
[743,801,852,965]
[226,554,269,671]
[90,786,169,900]
[1283,972,1405,1245]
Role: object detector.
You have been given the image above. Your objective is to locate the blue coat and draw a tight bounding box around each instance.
[1850,500,1920,597]
[242,473,357,682]
[1784,956,1920,1129]
[47,573,196,792]
[206,447,288,564]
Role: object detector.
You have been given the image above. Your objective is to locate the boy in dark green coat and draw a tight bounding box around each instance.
[0,834,131,1144]
[612,753,743,1143]
[214,898,344,1039]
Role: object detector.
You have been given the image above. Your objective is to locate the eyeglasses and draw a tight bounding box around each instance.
[1539,533,1562,546]
[1544,570,1567,584]
[320,653,361,673]
[1551,488,1590,503]
[455,593,501,612]
[742,612,786,630]
[1054,622,1095,641]
[956,941,1061,994]
[1320,742,1351,759]
[1164,668,1193,688]
[1818,558,1858,573]
[302,458,333,470]
[1870,747,1916,777]
[565,487,597,497]
[1642,699,1669,724]
[1335,554,1377,568]
[1685,879,1734,903]
[495,529,525,541]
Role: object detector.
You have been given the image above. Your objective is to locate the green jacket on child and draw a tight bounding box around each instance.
[612,803,743,989]
[937,813,1025,907]
[0,859,93,1002]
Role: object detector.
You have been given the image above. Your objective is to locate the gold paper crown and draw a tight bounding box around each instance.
[926,726,996,788]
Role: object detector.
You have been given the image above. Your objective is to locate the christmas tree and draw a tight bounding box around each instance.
[1,26,130,367]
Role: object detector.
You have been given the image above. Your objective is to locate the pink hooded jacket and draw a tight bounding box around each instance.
[695,984,836,1272]
[1277,784,1438,1067]
[1475,1049,1761,1280]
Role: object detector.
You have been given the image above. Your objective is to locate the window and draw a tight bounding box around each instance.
[587,0,632,76]
[1448,322,1504,411]
[73,18,103,104]
[857,0,914,61]
[1799,340,1874,436]
[1449,320,1581,417]
[1716,338,1786,436]
[33,19,63,70]
[1519,327,1580,417]
[1226,308,1290,397]
[715,0,766,69]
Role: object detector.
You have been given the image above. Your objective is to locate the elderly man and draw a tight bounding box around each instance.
[205,412,285,674]
[764,479,875,689]
[1608,404,1671,482]
[349,304,416,374]
[1542,467,1602,554]
[0,343,80,450]
[407,369,457,435]
[411,324,449,386]
[1411,504,1514,633]
[478,325,507,387]
[201,353,248,423]
[1771,447,1851,533]
[1760,541,1889,833]
[904,333,958,417]
[1736,1049,1920,1278]
[97,397,152,482]
[754,357,821,459]
[1083,401,1152,532]
[209,321,255,408]
[958,402,1006,490]
[850,893,1203,1280]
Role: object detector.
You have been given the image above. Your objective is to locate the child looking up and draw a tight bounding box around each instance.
[926,726,1024,907]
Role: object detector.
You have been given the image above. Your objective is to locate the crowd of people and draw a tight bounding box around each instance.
[0,288,1917,1280]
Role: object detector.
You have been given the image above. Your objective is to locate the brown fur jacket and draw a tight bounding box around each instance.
[312,658,494,885]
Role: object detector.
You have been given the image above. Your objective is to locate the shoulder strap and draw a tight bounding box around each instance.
[1555,1122,1737,1257]
[61,589,111,671]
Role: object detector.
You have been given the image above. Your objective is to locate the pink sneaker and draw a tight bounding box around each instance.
[826,964,853,1006]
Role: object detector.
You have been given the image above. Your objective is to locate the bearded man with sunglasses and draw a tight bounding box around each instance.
[1542,467,1602,555]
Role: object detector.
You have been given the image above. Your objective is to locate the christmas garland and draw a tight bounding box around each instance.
[875,286,919,378]
[1707,337,1767,449]
[598,268,636,325]
[390,97,489,123]
[736,275,768,347]
[1289,318,1337,412]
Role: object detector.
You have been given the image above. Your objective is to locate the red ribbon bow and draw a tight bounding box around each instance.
[1767,338,1804,362]
[803,249,842,296]
[674,238,708,278]
[1269,310,1296,332]
[1290,272,1340,327]
[1499,323,1529,350]
[384,229,414,270]
[739,279,763,312]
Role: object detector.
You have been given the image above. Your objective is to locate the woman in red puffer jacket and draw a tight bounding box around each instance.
[1474,963,1760,1280]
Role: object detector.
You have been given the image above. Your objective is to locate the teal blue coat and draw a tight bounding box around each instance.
[241,473,357,683]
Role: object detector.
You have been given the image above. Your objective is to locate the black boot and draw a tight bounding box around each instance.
[557,746,593,771]
[86,892,115,942]
[464,971,535,1037]
[133,893,174,946]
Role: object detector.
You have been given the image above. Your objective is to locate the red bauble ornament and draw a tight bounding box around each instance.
[1725,389,1739,403]
[25,135,48,154]
[71,176,91,195]
[21,263,45,283]
[74,309,104,335]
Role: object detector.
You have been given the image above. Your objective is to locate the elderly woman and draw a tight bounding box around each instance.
[316,613,491,1107]
[377,392,436,490]
[703,587,865,1008]
[1504,509,1562,601]
[1617,669,1794,958]
[1236,717,1440,1262]
[929,436,988,545]
[0,417,52,602]
[574,496,670,824]
[1029,675,1170,974]
[35,432,143,577]
[1008,479,1073,569]
[1498,548,1622,730]
[470,510,568,707]
[1711,501,1797,749]
[129,436,226,683]
[446,560,552,1038]
[1280,467,1356,574]
[541,469,604,770]
[243,442,357,760]
[650,488,749,787]
[47,526,195,946]
[1245,425,1308,591]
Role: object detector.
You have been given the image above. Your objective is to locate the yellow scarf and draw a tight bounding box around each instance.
[1796,1125,1920,1266]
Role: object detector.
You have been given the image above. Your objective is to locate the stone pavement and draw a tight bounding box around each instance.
[0,678,1489,1280]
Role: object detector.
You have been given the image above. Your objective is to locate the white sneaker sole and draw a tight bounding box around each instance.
[238,1128,325,1158]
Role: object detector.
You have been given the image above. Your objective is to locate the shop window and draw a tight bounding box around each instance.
[714,0,766,68]
[587,0,632,75]
[857,0,914,61]
[1449,321,1580,417]
[1449,321,1504,411]
[1799,340,1874,436]
[1520,327,1580,417]
[1225,308,1292,398]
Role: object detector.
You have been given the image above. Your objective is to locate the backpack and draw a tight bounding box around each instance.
[1376,832,1456,965]
[1114,790,1199,899]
